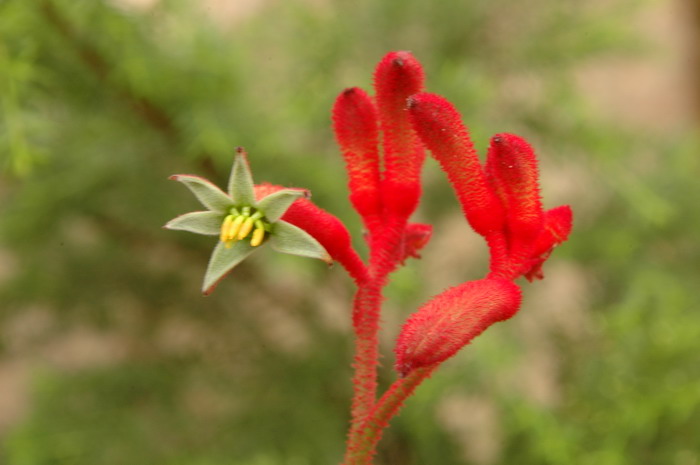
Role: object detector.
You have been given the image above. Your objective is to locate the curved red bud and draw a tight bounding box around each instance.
[255,184,368,283]
[407,93,505,236]
[332,87,382,225]
[486,134,544,250]
[394,278,521,376]
[374,51,426,218]
[282,198,368,284]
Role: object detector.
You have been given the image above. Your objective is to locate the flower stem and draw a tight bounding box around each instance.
[348,281,384,434]
[344,366,436,465]
[346,215,411,459]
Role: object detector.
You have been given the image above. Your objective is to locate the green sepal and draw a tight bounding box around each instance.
[202,240,258,295]
[171,175,233,213]
[164,211,223,236]
[269,220,332,264]
[257,188,309,222]
[227,149,256,206]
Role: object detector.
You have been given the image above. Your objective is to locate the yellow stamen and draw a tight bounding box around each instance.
[220,215,235,242]
[226,215,245,241]
[250,227,265,247]
[238,217,255,240]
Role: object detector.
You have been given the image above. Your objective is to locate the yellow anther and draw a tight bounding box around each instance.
[238,216,255,240]
[250,227,265,247]
[220,215,235,242]
[226,215,245,241]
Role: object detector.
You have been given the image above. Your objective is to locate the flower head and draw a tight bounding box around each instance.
[165,148,331,295]
[407,93,572,281]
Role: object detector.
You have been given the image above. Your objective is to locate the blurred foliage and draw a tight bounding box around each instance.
[1,0,699,464]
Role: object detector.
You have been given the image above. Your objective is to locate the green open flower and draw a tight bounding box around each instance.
[165,148,331,294]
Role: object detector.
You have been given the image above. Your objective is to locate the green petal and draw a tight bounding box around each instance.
[202,241,257,295]
[257,188,309,222]
[269,221,332,264]
[164,211,223,235]
[227,148,256,206]
[171,175,233,213]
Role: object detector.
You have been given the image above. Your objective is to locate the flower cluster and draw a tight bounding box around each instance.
[391,94,573,376]
[332,52,433,275]
[165,51,573,465]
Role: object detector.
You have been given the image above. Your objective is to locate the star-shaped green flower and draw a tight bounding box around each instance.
[165,148,331,294]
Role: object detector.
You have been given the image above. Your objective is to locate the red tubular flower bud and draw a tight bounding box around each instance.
[407,92,505,236]
[394,278,521,377]
[486,133,544,252]
[254,184,368,283]
[281,198,368,283]
[374,51,426,218]
[332,87,382,225]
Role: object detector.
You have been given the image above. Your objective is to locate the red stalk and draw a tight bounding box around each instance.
[343,366,436,465]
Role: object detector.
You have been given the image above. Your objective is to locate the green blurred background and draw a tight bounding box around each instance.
[1,0,699,463]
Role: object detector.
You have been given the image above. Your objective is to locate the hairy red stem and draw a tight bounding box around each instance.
[348,281,384,436]
[344,366,436,465]
[346,214,408,453]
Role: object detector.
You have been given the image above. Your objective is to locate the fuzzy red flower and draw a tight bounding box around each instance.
[407,93,572,282]
[374,51,426,219]
[332,87,382,229]
[407,92,505,237]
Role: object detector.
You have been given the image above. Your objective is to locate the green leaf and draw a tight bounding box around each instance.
[227,149,256,206]
[164,211,223,235]
[170,175,233,212]
[202,241,258,295]
[257,188,309,222]
[269,221,332,263]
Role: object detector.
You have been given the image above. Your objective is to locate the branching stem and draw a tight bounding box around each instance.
[344,366,436,464]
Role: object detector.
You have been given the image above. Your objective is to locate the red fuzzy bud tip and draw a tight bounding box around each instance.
[394,278,522,376]
[398,222,433,263]
[374,51,426,217]
[486,134,544,252]
[407,92,505,236]
[531,205,573,257]
[332,88,382,223]
[522,205,573,281]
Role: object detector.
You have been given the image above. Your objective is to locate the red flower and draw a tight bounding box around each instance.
[332,51,426,227]
[407,93,572,281]
[374,51,426,219]
[407,92,505,237]
[332,87,382,230]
